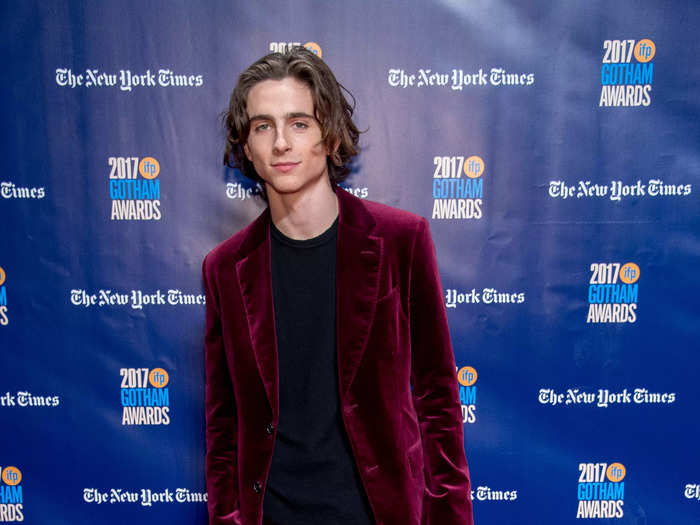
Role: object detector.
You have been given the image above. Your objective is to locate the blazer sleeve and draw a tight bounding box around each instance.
[409,218,474,525]
[202,255,242,525]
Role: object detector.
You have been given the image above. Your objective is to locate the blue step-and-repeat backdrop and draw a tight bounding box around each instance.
[2,1,699,523]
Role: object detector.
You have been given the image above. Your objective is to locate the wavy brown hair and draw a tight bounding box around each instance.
[223,47,361,195]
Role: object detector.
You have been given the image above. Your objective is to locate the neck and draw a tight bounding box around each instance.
[266,177,339,240]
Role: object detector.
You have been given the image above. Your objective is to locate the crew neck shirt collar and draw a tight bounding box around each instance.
[270,216,338,248]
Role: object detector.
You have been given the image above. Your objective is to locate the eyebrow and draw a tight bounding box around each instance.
[248,112,316,122]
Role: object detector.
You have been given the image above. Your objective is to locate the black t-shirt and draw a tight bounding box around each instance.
[263,216,375,525]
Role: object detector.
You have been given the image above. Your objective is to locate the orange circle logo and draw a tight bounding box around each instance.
[304,42,322,58]
[0,267,5,286]
[2,466,21,486]
[138,157,160,179]
[606,462,626,482]
[149,368,169,388]
[619,262,640,284]
[634,39,655,63]
[457,366,477,386]
[464,156,484,178]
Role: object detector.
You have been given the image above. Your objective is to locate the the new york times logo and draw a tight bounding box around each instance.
[548,179,692,201]
[56,68,204,90]
[84,487,207,506]
[388,68,534,89]
[471,486,517,502]
[1,182,45,199]
[71,289,205,308]
[0,391,60,407]
[685,484,700,500]
[539,387,675,407]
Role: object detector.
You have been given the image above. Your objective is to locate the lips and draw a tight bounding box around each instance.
[271,162,300,173]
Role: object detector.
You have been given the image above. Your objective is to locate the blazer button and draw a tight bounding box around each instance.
[265,422,275,435]
[253,481,262,494]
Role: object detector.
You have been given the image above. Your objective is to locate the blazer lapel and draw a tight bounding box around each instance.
[235,213,278,417]
[233,188,383,414]
[336,188,383,398]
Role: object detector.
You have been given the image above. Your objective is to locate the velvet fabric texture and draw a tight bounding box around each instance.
[202,186,473,525]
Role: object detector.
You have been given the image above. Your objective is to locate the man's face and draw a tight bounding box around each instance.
[243,77,329,199]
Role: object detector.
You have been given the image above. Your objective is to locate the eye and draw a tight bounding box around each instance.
[253,123,270,132]
[292,121,309,129]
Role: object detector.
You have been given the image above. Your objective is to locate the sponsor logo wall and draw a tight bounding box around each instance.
[1,1,698,524]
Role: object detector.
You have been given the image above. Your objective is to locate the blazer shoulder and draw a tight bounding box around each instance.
[360,196,427,238]
[339,192,430,264]
[203,208,268,273]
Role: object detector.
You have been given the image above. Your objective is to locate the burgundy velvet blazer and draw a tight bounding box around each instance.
[202,186,473,525]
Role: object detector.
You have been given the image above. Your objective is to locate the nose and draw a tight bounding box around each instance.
[273,128,290,154]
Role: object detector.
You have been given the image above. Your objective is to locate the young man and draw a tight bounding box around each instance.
[203,47,473,525]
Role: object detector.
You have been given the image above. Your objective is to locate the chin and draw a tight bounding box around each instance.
[265,179,306,196]
[264,174,329,197]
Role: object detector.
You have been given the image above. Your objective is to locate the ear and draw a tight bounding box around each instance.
[243,142,252,161]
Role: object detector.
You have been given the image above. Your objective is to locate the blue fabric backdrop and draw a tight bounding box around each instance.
[1,0,699,523]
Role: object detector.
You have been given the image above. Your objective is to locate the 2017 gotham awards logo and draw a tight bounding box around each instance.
[0,267,8,326]
[457,366,477,424]
[432,156,483,219]
[268,41,322,57]
[120,368,170,425]
[0,466,23,522]
[577,462,626,518]
[599,39,655,107]
[587,262,639,323]
[108,157,162,220]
